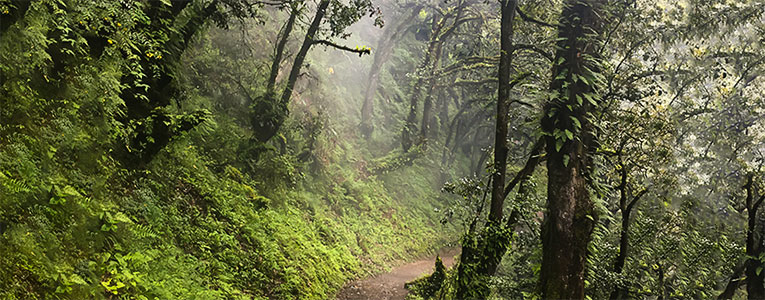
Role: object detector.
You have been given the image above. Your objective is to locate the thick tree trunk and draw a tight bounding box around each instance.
[539,1,604,298]
[360,7,421,138]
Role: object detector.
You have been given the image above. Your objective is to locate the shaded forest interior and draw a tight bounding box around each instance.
[1,0,765,299]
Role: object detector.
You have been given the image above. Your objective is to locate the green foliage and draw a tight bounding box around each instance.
[0,1,457,299]
[405,256,447,299]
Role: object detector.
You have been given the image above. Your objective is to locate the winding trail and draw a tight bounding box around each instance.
[336,248,459,300]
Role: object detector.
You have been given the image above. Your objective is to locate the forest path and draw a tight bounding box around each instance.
[336,248,459,300]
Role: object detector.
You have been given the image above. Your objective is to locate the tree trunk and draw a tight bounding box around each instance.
[418,41,444,144]
[539,1,604,298]
[718,261,746,299]
[280,0,328,108]
[252,0,329,143]
[610,166,646,300]
[266,4,299,94]
[454,1,518,298]
[402,14,442,151]
[360,6,421,138]
[744,174,765,299]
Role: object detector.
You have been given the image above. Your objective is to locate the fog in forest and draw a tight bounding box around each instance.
[1,0,764,299]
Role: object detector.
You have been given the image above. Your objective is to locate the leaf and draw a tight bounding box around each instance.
[563,154,570,167]
[564,129,574,140]
[61,185,81,197]
[556,139,563,152]
[570,116,581,129]
[584,93,598,106]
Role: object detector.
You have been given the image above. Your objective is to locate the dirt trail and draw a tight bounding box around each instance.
[336,248,459,300]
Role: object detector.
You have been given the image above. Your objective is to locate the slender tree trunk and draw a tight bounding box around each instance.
[361,6,421,138]
[281,0,329,108]
[267,4,299,94]
[418,41,444,144]
[402,14,442,151]
[251,0,329,143]
[487,0,517,224]
[610,166,646,300]
[454,1,518,298]
[744,174,765,299]
[539,1,604,298]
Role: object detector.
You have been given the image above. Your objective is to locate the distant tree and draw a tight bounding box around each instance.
[252,0,381,143]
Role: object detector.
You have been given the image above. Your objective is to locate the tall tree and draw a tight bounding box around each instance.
[252,0,378,143]
[538,0,605,298]
[266,1,302,95]
[454,1,520,298]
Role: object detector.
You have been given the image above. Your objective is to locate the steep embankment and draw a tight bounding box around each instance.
[0,109,457,299]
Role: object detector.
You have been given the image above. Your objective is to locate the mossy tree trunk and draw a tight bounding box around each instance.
[538,0,605,298]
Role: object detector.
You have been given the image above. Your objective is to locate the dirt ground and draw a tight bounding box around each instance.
[336,248,459,300]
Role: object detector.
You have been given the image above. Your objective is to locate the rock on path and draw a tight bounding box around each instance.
[336,248,459,300]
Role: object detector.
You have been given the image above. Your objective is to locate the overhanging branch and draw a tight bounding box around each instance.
[312,39,371,56]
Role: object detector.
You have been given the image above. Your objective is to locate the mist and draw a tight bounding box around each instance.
[1,0,764,299]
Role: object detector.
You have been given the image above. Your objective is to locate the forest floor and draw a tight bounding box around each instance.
[336,248,460,300]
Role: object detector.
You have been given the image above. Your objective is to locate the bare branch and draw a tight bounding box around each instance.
[312,40,371,56]
[626,189,648,215]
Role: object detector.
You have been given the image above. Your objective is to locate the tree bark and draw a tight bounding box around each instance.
[266,4,299,94]
[251,0,329,143]
[454,1,518,298]
[744,174,765,300]
[280,0,329,108]
[539,1,604,298]
[402,14,442,151]
[609,165,646,300]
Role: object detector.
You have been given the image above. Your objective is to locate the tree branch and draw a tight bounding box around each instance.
[312,40,371,56]
[515,6,555,28]
[755,194,765,212]
[626,189,648,215]
[503,137,546,199]
[512,43,554,61]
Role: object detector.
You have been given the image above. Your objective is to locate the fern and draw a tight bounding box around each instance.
[131,223,158,240]
[0,173,30,194]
